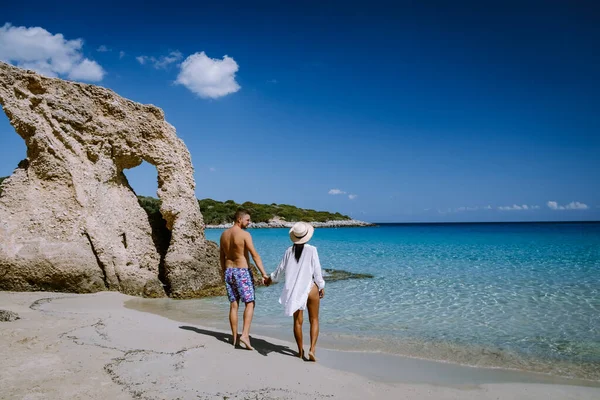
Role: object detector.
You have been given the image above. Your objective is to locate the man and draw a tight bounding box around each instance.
[220,209,268,350]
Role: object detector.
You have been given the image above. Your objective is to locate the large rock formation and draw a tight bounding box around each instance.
[0,62,221,298]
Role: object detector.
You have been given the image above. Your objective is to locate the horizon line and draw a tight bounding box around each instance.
[372,220,600,225]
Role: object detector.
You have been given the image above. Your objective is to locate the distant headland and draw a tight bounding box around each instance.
[137,196,374,228]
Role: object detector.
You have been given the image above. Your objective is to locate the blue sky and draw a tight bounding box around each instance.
[1,1,599,222]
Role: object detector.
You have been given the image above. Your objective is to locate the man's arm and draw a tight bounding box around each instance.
[219,236,226,276]
[244,233,267,278]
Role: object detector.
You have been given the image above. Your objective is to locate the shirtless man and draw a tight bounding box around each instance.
[220,209,268,350]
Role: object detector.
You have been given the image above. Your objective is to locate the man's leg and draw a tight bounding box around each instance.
[239,300,255,350]
[229,300,239,346]
[293,309,304,358]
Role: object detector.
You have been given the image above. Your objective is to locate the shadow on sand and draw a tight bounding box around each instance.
[179,326,300,358]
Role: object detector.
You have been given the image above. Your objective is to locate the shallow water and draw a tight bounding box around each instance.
[130,222,600,381]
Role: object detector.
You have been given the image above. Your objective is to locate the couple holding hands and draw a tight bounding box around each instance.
[219,210,325,361]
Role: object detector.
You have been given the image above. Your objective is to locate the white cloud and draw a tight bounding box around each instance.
[566,202,588,210]
[348,194,358,200]
[97,45,110,52]
[209,167,216,172]
[119,51,125,59]
[449,206,480,212]
[68,59,104,81]
[175,52,240,99]
[442,204,540,213]
[0,23,105,82]
[497,204,538,211]
[547,201,589,210]
[153,51,182,69]
[267,79,278,84]
[328,189,346,195]
[136,55,147,65]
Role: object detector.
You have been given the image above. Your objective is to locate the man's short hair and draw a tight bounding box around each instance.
[234,209,250,222]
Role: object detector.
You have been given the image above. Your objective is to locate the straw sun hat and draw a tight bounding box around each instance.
[289,222,314,244]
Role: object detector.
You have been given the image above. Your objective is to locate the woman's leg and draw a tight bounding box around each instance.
[307,283,320,360]
[293,309,304,357]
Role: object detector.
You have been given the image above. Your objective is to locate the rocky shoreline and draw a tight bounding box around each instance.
[205,219,376,229]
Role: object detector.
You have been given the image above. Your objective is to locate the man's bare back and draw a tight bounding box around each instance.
[220,226,252,269]
[219,213,266,274]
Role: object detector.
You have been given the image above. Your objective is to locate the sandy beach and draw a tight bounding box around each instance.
[1,291,599,400]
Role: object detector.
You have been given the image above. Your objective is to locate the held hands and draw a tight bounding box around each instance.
[319,289,325,299]
[262,276,272,286]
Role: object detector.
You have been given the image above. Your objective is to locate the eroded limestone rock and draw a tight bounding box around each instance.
[0,62,221,298]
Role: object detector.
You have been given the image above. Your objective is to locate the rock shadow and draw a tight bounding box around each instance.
[137,195,172,294]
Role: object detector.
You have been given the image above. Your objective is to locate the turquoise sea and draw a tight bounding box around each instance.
[137,222,600,381]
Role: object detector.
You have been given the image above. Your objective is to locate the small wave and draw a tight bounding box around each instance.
[316,333,600,382]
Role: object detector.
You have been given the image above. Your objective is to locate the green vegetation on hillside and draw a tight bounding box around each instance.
[198,198,350,224]
[0,176,5,195]
[138,196,350,224]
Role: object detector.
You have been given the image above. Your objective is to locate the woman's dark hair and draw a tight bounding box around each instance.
[293,244,304,262]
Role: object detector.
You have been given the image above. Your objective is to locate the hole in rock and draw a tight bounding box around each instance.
[0,110,28,194]
[123,161,171,294]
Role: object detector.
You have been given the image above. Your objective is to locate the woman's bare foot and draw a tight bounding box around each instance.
[308,349,316,362]
[239,335,254,350]
[298,349,305,359]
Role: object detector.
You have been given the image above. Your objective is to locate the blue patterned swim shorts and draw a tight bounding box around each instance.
[225,268,255,303]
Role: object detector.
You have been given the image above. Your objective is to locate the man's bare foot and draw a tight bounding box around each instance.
[298,349,304,359]
[232,335,238,347]
[239,335,254,350]
[308,350,316,362]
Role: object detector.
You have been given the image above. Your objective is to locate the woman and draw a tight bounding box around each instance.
[268,222,325,361]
